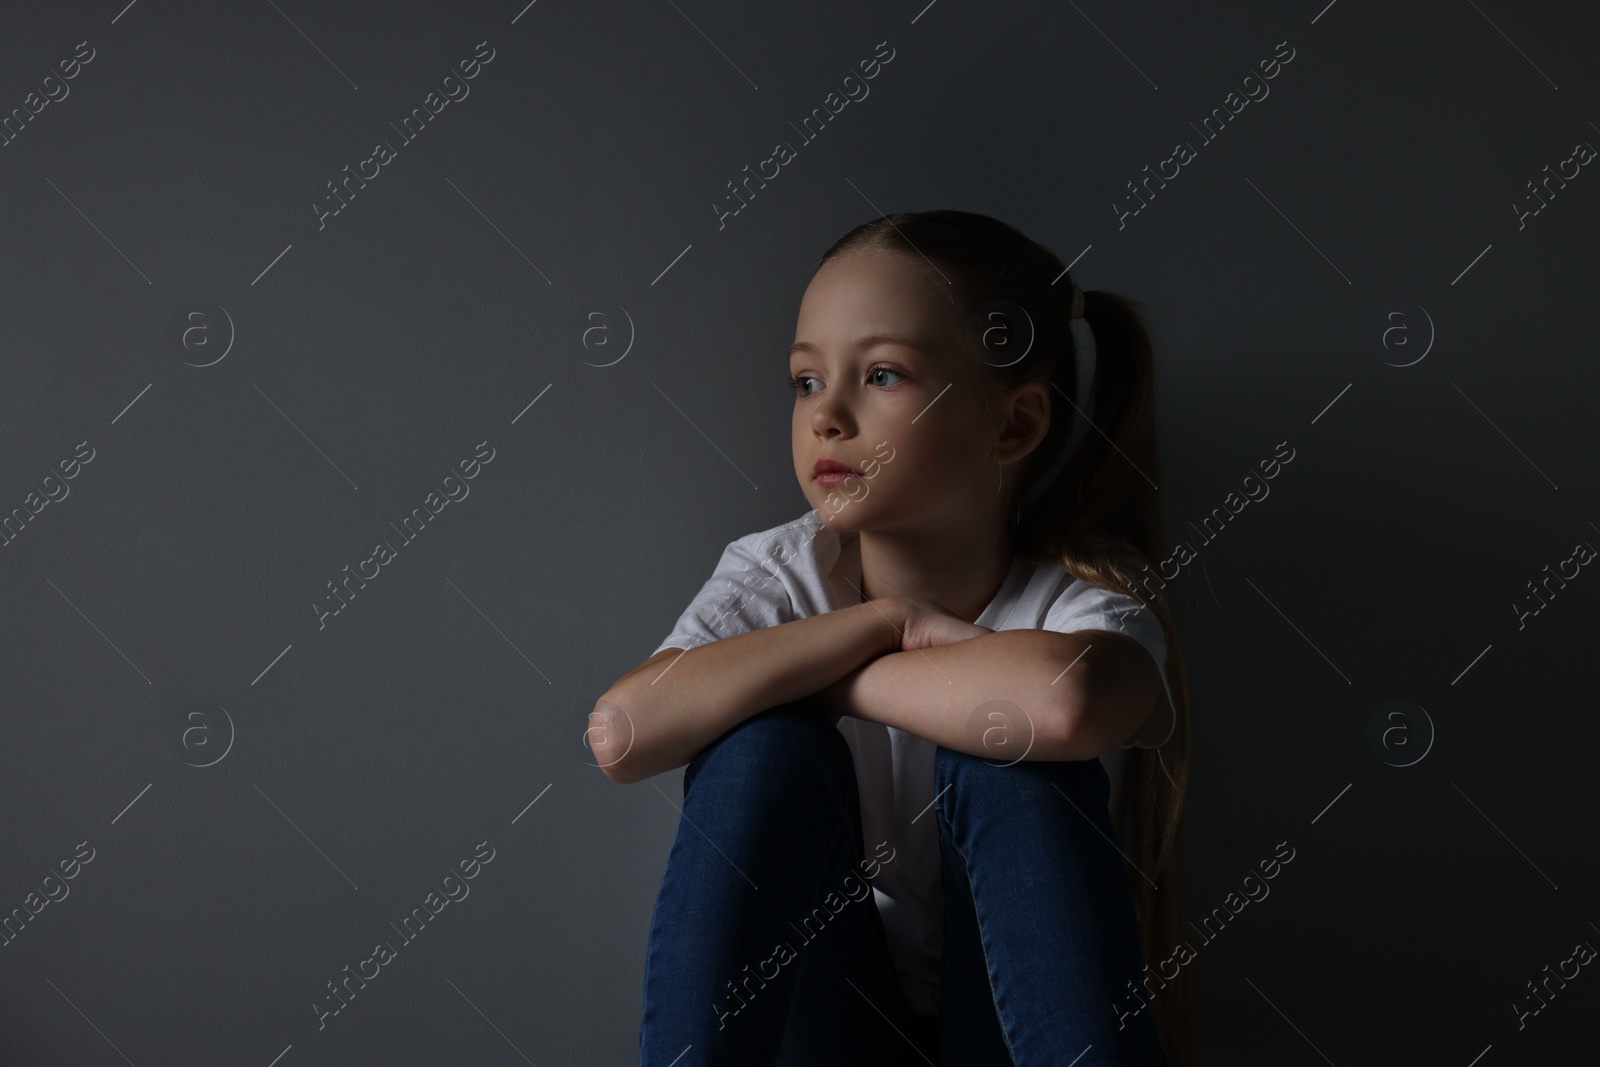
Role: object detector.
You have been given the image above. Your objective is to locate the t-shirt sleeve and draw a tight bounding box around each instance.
[1042,580,1177,749]
[650,535,796,657]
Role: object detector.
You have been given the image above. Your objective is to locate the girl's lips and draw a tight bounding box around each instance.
[812,458,860,477]
[815,471,861,486]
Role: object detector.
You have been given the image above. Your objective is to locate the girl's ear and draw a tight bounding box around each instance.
[993,381,1051,466]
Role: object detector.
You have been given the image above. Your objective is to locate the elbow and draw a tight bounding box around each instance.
[1051,673,1162,760]
[1048,632,1165,759]
[589,689,647,784]
[1046,675,1109,761]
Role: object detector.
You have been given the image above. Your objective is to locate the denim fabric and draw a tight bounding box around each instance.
[637,703,1168,1066]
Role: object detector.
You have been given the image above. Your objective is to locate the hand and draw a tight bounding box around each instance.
[895,593,992,653]
[809,597,989,726]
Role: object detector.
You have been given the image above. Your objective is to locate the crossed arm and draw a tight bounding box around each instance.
[594,597,1164,783]
[810,624,1163,762]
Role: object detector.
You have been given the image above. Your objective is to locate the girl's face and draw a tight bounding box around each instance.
[788,249,1042,535]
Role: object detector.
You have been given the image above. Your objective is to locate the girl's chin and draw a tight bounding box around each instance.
[803,480,900,530]
[808,501,864,528]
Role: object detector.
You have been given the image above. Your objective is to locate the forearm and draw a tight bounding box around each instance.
[818,630,1098,762]
[595,598,906,783]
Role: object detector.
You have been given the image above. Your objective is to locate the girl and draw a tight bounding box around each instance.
[592,210,1197,1066]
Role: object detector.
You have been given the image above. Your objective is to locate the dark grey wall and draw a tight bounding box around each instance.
[2,0,1596,1063]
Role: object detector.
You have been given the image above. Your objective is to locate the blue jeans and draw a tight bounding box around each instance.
[637,703,1168,1066]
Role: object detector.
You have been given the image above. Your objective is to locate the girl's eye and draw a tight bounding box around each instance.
[785,374,819,397]
[786,367,907,398]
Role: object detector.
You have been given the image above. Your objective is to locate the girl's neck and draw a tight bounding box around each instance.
[856,525,1014,624]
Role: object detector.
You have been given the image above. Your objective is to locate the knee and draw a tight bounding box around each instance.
[935,744,1108,803]
[686,701,853,800]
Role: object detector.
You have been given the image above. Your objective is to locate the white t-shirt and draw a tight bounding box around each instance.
[651,510,1176,1017]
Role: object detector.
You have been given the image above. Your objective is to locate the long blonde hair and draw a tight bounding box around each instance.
[818,210,1201,1065]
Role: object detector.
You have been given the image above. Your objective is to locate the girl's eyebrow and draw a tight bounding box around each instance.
[788,334,934,359]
